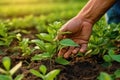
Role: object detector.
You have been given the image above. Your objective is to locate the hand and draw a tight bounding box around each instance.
[56,16,93,58]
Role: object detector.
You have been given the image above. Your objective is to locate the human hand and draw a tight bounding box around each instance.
[55,16,93,58]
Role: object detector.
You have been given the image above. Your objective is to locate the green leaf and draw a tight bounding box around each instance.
[30,69,44,79]
[114,69,120,78]
[39,65,47,75]
[98,72,112,80]
[0,75,12,80]
[36,33,53,42]
[55,57,70,65]
[14,74,24,80]
[45,69,60,80]
[101,62,112,68]
[31,39,46,51]
[60,39,78,47]
[108,50,115,56]
[31,52,51,61]
[0,41,5,46]
[45,43,56,55]
[110,55,120,62]
[2,57,11,71]
[103,55,112,62]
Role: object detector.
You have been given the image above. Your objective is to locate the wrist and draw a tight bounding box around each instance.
[75,15,95,25]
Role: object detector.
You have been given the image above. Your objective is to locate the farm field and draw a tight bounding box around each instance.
[0,0,120,80]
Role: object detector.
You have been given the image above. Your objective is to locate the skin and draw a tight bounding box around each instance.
[56,0,116,58]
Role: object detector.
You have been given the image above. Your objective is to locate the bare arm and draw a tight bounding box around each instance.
[77,0,116,24]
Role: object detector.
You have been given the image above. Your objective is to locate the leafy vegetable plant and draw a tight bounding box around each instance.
[0,23,15,47]
[31,22,78,65]
[88,23,120,56]
[103,49,120,67]
[30,64,60,80]
[0,57,23,80]
[16,34,35,56]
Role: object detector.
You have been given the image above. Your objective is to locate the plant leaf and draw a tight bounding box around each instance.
[36,33,53,42]
[110,55,120,62]
[30,69,44,79]
[31,39,46,51]
[45,69,60,80]
[39,65,47,75]
[31,52,51,61]
[98,72,112,80]
[55,57,70,65]
[114,69,120,78]
[103,55,112,62]
[10,61,22,75]
[60,39,78,47]
[2,57,11,71]
[0,75,12,80]
[0,41,5,46]
[14,74,24,80]
[108,50,115,56]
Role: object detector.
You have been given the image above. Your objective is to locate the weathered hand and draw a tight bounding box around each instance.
[56,16,93,58]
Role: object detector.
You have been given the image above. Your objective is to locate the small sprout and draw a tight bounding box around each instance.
[0,57,23,80]
[30,65,60,80]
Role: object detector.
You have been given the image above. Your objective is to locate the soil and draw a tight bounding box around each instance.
[0,27,120,80]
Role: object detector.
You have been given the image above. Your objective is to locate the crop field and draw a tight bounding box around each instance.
[0,0,120,80]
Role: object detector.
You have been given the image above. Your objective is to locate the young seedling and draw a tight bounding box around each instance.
[0,23,15,47]
[31,38,78,64]
[30,64,60,80]
[88,23,119,56]
[0,57,23,80]
[31,22,78,65]
[16,34,35,56]
[103,49,120,67]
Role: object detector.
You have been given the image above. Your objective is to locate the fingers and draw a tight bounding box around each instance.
[64,47,74,58]
[72,47,80,54]
[79,44,87,53]
[58,44,88,58]
[58,47,68,57]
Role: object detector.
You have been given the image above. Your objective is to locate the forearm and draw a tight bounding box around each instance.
[76,0,116,24]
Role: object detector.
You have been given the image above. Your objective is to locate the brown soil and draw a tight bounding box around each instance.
[0,54,120,80]
[0,28,120,80]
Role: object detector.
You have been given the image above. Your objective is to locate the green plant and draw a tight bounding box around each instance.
[31,22,78,65]
[97,72,112,80]
[88,23,120,56]
[30,65,60,80]
[16,34,35,56]
[103,49,120,67]
[0,57,23,80]
[98,69,120,80]
[0,23,15,47]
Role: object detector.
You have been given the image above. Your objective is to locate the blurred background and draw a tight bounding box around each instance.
[0,0,87,18]
[0,0,88,32]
